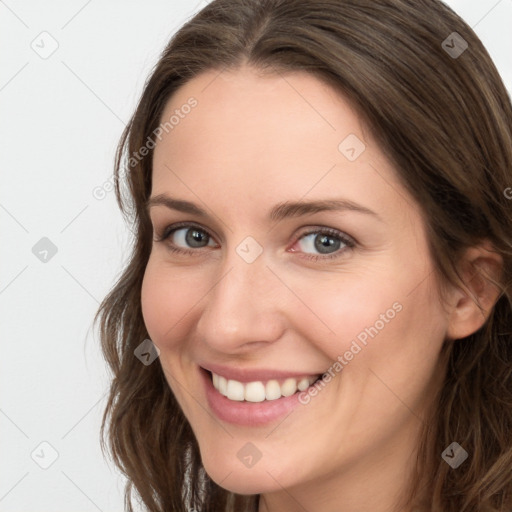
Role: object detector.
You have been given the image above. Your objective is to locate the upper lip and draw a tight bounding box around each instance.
[199,362,322,383]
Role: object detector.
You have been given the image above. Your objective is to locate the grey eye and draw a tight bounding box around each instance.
[172,227,216,248]
[297,232,346,255]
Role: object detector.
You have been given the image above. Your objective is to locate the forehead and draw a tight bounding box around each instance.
[154,65,364,164]
[150,66,414,224]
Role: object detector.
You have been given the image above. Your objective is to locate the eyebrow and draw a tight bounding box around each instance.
[146,194,383,222]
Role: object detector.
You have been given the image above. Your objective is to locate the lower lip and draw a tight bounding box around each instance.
[200,368,311,426]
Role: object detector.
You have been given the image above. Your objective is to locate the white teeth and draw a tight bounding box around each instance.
[245,381,266,402]
[211,372,318,402]
[265,380,281,401]
[297,377,310,391]
[218,375,227,396]
[226,379,245,401]
[281,378,297,397]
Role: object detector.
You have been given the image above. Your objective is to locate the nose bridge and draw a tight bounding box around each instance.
[196,245,285,350]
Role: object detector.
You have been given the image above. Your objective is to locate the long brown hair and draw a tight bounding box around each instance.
[94,1,512,510]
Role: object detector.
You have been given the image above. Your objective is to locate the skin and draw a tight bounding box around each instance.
[141,65,502,512]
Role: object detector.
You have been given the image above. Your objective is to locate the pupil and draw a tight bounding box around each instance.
[315,234,340,254]
[187,229,208,247]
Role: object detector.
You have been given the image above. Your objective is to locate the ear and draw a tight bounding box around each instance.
[445,240,503,341]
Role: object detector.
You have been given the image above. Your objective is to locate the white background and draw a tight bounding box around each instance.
[1,1,511,511]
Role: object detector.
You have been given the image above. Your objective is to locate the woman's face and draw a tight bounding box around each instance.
[141,66,453,504]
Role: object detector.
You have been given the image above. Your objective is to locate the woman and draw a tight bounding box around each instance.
[94,0,512,511]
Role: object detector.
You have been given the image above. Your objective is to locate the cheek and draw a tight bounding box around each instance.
[140,259,203,347]
[299,267,445,373]
[291,274,404,358]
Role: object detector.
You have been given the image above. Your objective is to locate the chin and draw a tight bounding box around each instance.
[208,471,278,495]
[200,455,285,495]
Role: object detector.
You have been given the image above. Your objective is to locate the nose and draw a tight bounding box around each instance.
[195,246,287,354]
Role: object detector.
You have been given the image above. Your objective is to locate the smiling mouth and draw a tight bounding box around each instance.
[206,370,322,402]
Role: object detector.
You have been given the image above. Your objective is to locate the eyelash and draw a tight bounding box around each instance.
[153,222,356,262]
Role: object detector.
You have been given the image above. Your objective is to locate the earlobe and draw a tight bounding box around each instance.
[445,241,503,341]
